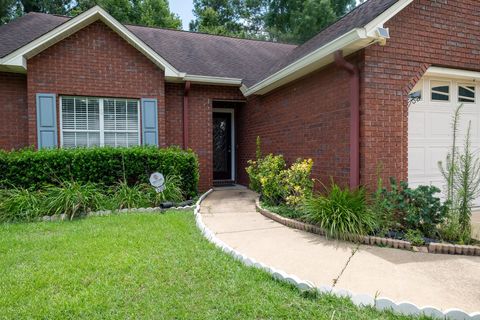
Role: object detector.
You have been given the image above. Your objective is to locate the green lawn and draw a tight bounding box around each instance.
[0,211,428,319]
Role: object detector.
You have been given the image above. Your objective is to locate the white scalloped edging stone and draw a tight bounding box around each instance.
[193,189,480,320]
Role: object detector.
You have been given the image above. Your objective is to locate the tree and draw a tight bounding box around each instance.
[189,0,267,38]
[72,0,182,29]
[264,0,356,43]
[1,0,182,29]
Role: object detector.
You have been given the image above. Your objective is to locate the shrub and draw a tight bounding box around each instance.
[281,158,314,207]
[304,183,377,239]
[0,188,45,222]
[110,181,151,210]
[380,179,448,238]
[405,229,425,246]
[245,137,263,193]
[0,146,199,198]
[44,181,105,220]
[255,154,286,205]
[147,175,185,205]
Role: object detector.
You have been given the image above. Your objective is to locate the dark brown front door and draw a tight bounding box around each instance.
[213,112,232,180]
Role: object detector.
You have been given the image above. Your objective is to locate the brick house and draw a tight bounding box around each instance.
[0,0,479,196]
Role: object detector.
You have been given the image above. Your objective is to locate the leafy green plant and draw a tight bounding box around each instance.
[245,136,263,193]
[0,146,199,198]
[367,165,396,232]
[111,181,151,210]
[281,158,314,207]
[405,229,425,246]
[44,181,105,220]
[0,188,45,222]
[304,183,376,239]
[381,179,447,238]
[148,175,185,205]
[255,154,286,205]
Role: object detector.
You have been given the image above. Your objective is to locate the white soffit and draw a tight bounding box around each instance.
[424,66,480,82]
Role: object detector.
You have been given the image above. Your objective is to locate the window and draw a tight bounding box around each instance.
[458,84,476,103]
[431,81,450,101]
[61,96,140,148]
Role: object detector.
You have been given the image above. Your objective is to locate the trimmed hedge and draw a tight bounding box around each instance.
[0,146,199,198]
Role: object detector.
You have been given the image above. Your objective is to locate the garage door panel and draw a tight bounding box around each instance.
[408,76,480,207]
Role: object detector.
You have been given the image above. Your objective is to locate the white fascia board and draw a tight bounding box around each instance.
[0,6,182,78]
[425,66,480,81]
[182,74,243,86]
[243,28,368,97]
[364,0,413,36]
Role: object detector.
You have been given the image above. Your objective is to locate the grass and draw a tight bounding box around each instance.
[0,211,429,319]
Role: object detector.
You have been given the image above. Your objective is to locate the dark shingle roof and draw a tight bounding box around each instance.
[0,0,401,86]
[263,0,400,80]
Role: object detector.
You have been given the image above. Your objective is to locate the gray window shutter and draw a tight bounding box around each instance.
[141,98,158,146]
[36,93,58,149]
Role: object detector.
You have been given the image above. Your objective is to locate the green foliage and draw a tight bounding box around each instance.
[304,183,376,239]
[404,229,425,246]
[246,137,313,207]
[264,0,356,43]
[256,154,286,205]
[148,174,185,205]
[0,187,44,222]
[281,158,313,207]
[110,181,151,210]
[438,104,477,244]
[189,0,267,38]
[0,146,198,198]
[261,202,305,219]
[1,0,181,28]
[44,181,105,219]
[380,179,448,238]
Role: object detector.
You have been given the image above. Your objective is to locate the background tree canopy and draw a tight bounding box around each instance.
[0,0,361,44]
[0,0,182,28]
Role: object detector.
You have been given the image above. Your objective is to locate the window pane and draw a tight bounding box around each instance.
[75,98,87,130]
[104,99,115,130]
[104,132,116,147]
[431,81,450,101]
[62,98,75,130]
[116,132,128,147]
[127,132,139,146]
[127,100,139,130]
[76,132,88,147]
[63,132,76,147]
[115,99,127,130]
[459,85,475,103]
[87,99,100,130]
[88,132,100,147]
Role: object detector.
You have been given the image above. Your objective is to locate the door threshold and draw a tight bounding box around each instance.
[213,179,235,187]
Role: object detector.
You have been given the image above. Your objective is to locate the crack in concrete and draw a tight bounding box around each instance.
[216,226,285,235]
[332,244,360,287]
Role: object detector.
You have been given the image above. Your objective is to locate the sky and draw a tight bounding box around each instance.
[169,1,194,30]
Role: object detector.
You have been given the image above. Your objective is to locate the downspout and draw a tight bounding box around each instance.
[183,81,191,149]
[334,50,360,189]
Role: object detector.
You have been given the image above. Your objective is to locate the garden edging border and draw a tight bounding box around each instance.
[255,200,480,257]
[194,190,480,320]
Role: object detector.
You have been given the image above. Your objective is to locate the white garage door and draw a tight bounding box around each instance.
[408,74,480,206]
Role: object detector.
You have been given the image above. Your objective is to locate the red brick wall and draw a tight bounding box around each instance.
[0,72,28,150]
[361,0,480,188]
[237,57,359,188]
[27,21,165,147]
[165,83,243,191]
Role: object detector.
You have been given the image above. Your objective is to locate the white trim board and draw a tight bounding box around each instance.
[212,108,236,182]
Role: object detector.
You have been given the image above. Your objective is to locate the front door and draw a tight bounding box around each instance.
[213,112,232,180]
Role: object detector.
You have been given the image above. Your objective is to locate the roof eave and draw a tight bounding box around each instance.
[243,28,371,97]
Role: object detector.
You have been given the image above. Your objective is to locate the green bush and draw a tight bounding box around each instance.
[110,181,151,210]
[147,175,185,205]
[405,229,425,246]
[44,181,105,220]
[0,146,199,198]
[304,183,377,239]
[246,138,313,207]
[0,188,45,222]
[380,179,448,238]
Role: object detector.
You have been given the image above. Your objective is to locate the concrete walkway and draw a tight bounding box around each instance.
[200,187,480,313]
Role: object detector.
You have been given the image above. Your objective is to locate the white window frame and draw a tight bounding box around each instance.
[59,96,141,147]
[457,83,476,104]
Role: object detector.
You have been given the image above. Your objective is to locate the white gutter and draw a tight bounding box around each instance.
[182,74,243,86]
[243,28,369,97]
[424,66,480,81]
